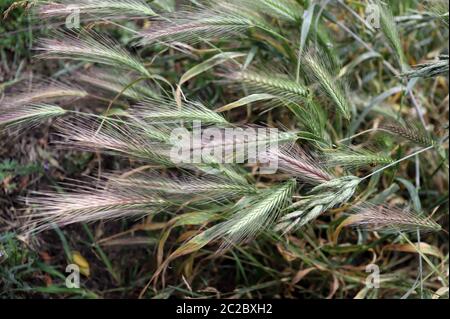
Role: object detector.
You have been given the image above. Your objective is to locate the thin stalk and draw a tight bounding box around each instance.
[96,76,152,134]
[361,145,435,181]
[338,128,381,143]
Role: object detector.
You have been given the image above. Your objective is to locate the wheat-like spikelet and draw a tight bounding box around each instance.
[276,176,360,233]
[37,0,157,20]
[347,203,441,232]
[225,69,310,101]
[304,53,351,119]
[402,55,449,78]
[261,144,333,184]
[138,1,273,45]
[288,100,328,142]
[425,0,449,28]
[248,0,337,70]
[37,31,151,77]
[108,172,257,201]
[218,179,295,247]
[380,121,435,146]
[132,98,229,125]
[24,182,166,233]
[54,114,261,180]
[174,179,296,252]
[377,0,408,70]
[0,104,67,131]
[248,0,302,22]
[4,0,446,288]
[0,82,87,108]
[24,170,255,233]
[323,148,393,170]
[54,117,172,164]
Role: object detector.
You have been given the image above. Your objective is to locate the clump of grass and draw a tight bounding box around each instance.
[52,117,172,164]
[1,0,447,299]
